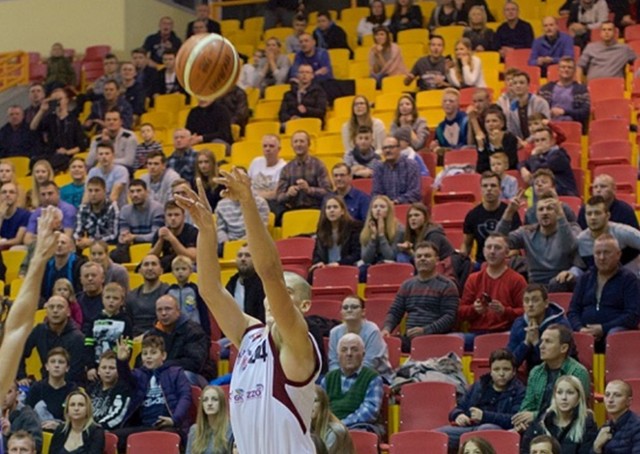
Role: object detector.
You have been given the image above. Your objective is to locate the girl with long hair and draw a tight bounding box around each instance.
[463,5,497,51]
[476,106,519,173]
[369,25,408,88]
[448,38,487,89]
[310,196,362,272]
[49,389,105,454]
[186,385,233,454]
[459,437,497,454]
[357,0,390,44]
[397,202,454,262]
[311,385,355,454]
[389,94,429,150]
[341,95,387,154]
[520,375,598,454]
[360,195,404,268]
[193,149,224,211]
[26,159,54,209]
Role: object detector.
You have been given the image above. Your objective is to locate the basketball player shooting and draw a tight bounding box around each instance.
[176,170,320,453]
[0,207,60,403]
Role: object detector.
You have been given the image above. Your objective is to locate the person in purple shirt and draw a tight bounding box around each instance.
[289,33,334,82]
[529,17,575,78]
[24,181,76,245]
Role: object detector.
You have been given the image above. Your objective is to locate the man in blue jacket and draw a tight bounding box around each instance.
[529,17,575,77]
[594,380,640,454]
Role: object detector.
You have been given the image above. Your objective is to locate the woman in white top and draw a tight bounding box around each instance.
[357,0,390,45]
[447,37,486,89]
[341,95,387,154]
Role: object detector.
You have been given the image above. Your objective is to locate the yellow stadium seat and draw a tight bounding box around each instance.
[130,338,142,368]
[245,121,280,141]
[153,93,187,115]
[361,34,374,47]
[42,430,52,454]
[10,277,22,300]
[244,16,264,34]
[381,75,416,94]
[245,87,260,112]
[221,19,241,35]
[220,268,237,286]
[263,27,293,44]
[177,108,190,128]
[486,21,500,32]
[129,273,144,289]
[355,78,377,103]
[223,239,246,260]
[3,249,26,283]
[397,28,429,45]
[325,116,348,134]
[339,20,360,52]
[434,26,466,56]
[34,308,47,325]
[399,42,426,59]
[231,140,262,168]
[385,4,395,17]
[253,100,282,121]
[4,157,30,178]
[416,89,445,109]
[349,61,371,79]
[284,118,322,137]
[54,173,73,187]
[141,111,174,130]
[130,243,152,264]
[353,47,370,62]
[319,156,344,174]
[193,142,227,162]
[281,209,321,238]
[159,273,178,285]
[264,84,291,101]
[316,134,344,157]
[328,49,351,79]
[418,2,437,22]
[333,96,356,116]
[374,92,403,112]
[25,348,42,380]
[235,44,255,58]
[374,110,395,128]
[486,0,504,22]
[419,108,445,128]
[162,145,174,158]
[16,176,32,192]
[341,7,369,23]
[134,169,148,179]
[230,30,260,48]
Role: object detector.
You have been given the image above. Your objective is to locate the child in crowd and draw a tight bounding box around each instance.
[113,335,191,451]
[52,278,83,326]
[343,126,381,179]
[437,349,525,453]
[89,350,131,430]
[25,347,78,432]
[285,14,308,53]
[166,255,211,337]
[84,282,133,382]
[59,157,87,209]
[134,123,163,171]
[394,126,429,176]
[489,152,518,199]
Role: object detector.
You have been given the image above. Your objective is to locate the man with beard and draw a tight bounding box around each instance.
[225,245,265,322]
[125,254,169,336]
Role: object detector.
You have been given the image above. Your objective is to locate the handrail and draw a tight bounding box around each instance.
[0,51,28,92]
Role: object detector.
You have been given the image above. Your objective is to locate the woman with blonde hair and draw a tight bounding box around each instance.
[359,196,404,279]
[389,94,429,150]
[520,375,598,454]
[463,5,497,51]
[193,149,223,211]
[186,385,233,454]
[341,95,386,154]
[448,38,486,89]
[26,159,54,209]
[369,25,408,88]
[311,385,355,454]
[50,389,105,454]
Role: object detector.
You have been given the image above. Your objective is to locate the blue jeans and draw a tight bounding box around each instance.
[436,423,503,453]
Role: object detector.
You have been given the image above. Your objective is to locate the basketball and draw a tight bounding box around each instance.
[176,33,241,101]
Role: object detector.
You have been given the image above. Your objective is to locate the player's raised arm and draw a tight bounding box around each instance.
[175,179,254,347]
[0,207,60,401]
[217,169,315,381]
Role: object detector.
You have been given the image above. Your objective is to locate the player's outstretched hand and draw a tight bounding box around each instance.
[174,178,214,231]
[215,168,252,204]
[33,206,62,261]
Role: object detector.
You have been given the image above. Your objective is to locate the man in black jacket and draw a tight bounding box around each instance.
[225,245,266,322]
[147,294,215,386]
[313,10,353,59]
[278,63,327,129]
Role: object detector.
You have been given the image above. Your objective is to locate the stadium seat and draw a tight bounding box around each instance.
[83,44,111,62]
[444,228,465,250]
[307,299,342,321]
[588,119,629,144]
[592,164,637,194]
[3,249,26,284]
[558,196,582,217]
[626,378,640,414]
[327,49,350,78]
[470,332,510,378]
[588,77,625,103]
[252,100,282,121]
[349,60,371,79]
[221,19,241,35]
[375,92,404,113]
[140,111,173,130]
[389,430,448,454]
[365,263,414,299]
[4,156,30,178]
[263,27,293,44]
[400,382,457,430]
[416,90,446,109]
[592,98,631,121]
[382,74,416,93]
[349,430,379,454]
[394,204,411,226]
[352,178,373,195]
[127,431,180,454]
[605,331,640,382]
[384,335,402,369]
[460,430,520,454]
[153,93,187,117]
[189,385,202,425]
[588,140,631,171]
[341,6,370,23]
[284,118,322,137]
[434,173,482,204]
[29,62,47,83]
[264,84,291,101]
[42,432,52,454]
[574,332,595,388]
[431,202,475,229]
[275,237,315,278]
[410,334,464,361]
[443,148,478,167]
[355,77,377,102]
[244,121,280,141]
[433,26,466,55]
[104,432,118,454]
[281,209,320,238]
[365,297,394,331]
[312,265,359,300]
[504,48,531,69]
[549,292,573,312]
[397,28,429,45]
[624,24,640,41]
[562,142,582,170]
[551,121,582,144]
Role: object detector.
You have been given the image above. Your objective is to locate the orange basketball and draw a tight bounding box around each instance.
[176,33,241,101]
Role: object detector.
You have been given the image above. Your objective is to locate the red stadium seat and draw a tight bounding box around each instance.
[626,378,640,414]
[624,24,640,41]
[29,62,47,83]
[349,430,379,454]
[189,385,202,425]
[384,335,402,369]
[574,332,595,387]
[365,297,394,330]
[422,175,434,207]
[588,140,632,171]
[410,334,464,361]
[444,148,478,167]
[444,228,465,250]
[592,165,637,194]
[307,299,342,320]
[400,382,457,430]
[104,432,118,454]
[419,152,437,180]
[352,178,373,194]
[593,98,631,121]
[365,263,414,299]
[394,204,411,226]
[590,26,620,42]
[558,196,582,217]
[605,331,640,382]
[588,78,626,103]
[275,237,315,279]
[470,332,510,378]
[551,121,583,144]
[84,44,112,62]
[549,292,573,312]
[460,430,520,454]
[504,48,531,69]
[561,142,582,170]
[126,431,180,454]
[589,119,629,144]
[312,265,359,300]
[434,173,482,204]
[431,202,475,229]
[389,430,448,454]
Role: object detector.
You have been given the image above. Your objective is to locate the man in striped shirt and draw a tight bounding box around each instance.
[381,241,460,352]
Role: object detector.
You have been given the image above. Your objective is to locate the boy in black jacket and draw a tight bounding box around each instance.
[89,350,131,430]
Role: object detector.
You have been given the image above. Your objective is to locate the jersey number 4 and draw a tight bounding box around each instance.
[248,340,268,364]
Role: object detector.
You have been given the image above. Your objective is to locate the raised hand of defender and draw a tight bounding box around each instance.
[174,178,214,231]
[215,168,253,203]
[34,207,62,260]
[115,337,131,362]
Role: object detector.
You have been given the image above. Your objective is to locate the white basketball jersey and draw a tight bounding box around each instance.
[230,325,320,454]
